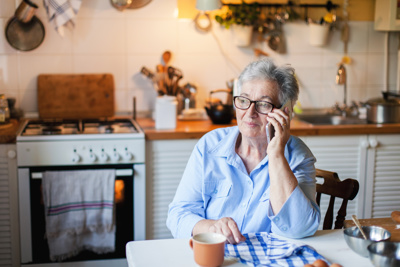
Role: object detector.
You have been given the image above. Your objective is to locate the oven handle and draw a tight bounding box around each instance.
[31,169,133,179]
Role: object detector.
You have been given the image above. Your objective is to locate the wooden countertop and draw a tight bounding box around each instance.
[2,117,400,143]
[137,118,400,140]
[344,217,400,242]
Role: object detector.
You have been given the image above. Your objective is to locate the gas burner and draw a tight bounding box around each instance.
[82,118,138,134]
[42,122,63,127]
[20,119,80,136]
[105,125,114,133]
[42,127,62,135]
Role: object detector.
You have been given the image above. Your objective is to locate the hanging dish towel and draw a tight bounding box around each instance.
[42,169,116,262]
[225,232,329,267]
[43,0,82,36]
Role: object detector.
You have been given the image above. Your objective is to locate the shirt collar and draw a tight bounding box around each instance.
[208,126,240,158]
[207,126,291,163]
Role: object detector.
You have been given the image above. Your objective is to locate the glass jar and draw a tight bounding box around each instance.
[0,94,10,123]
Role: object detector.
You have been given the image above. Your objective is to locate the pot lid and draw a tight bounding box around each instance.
[366,97,400,106]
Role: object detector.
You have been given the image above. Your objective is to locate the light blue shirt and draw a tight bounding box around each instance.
[166,126,320,239]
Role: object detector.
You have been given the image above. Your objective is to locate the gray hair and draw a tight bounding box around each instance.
[237,58,299,105]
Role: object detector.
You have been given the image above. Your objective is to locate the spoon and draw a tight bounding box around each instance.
[352,215,368,240]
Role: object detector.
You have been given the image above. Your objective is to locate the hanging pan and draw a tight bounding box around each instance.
[5,0,45,52]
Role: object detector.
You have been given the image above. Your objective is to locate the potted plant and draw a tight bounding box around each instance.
[215,1,261,47]
[308,12,336,47]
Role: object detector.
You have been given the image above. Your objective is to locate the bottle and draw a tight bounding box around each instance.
[0,94,10,123]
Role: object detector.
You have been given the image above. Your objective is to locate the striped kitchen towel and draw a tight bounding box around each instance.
[225,232,329,267]
[43,0,82,36]
[42,169,116,262]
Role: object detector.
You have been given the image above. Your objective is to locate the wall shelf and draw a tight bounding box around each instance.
[220,1,339,11]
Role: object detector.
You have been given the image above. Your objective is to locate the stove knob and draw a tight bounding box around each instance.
[72,153,81,163]
[111,151,120,162]
[99,152,109,162]
[88,152,97,163]
[123,151,133,161]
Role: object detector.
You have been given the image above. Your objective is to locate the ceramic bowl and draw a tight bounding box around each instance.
[343,226,391,257]
[368,241,400,267]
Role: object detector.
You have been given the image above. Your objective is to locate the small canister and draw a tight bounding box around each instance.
[0,94,10,124]
[155,95,177,129]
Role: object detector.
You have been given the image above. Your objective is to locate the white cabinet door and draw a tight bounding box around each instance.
[0,144,19,267]
[299,135,367,227]
[146,139,198,240]
[363,134,400,218]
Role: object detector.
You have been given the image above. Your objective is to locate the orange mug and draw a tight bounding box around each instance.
[189,233,226,267]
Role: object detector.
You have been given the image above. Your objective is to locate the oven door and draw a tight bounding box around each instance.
[18,164,145,265]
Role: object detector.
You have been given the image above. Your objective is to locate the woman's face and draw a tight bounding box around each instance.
[236,79,280,139]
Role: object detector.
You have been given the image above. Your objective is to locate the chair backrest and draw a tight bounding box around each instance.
[315,168,359,230]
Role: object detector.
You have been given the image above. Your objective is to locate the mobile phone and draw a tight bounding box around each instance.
[266,100,292,143]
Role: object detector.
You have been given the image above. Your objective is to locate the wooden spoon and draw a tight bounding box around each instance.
[391,211,400,223]
[161,51,172,93]
[156,64,166,95]
[352,215,368,240]
[162,51,172,67]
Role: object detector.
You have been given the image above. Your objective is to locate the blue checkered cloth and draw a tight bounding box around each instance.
[225,232,329,267]
[43,0,82,36]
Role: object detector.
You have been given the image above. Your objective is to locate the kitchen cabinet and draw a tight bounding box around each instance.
[299,135,365,228]
[145,139,197,239]
[362,134,400,218]
[301,134,400,221]
[145,134,400,238]
[0,144,19,267]
[374,0,400,31]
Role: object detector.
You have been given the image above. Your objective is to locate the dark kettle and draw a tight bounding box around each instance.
[205,89,234,124]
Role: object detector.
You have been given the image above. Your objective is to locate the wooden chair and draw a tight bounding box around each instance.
[315,168,359,230]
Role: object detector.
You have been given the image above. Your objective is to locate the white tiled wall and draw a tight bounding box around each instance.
[0,0,398,114]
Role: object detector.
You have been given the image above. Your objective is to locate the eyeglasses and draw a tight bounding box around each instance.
[233,96,276,115]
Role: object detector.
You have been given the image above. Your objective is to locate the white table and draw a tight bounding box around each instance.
[126,230,373,267]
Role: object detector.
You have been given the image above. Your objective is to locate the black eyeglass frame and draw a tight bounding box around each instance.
[233,96,277,115]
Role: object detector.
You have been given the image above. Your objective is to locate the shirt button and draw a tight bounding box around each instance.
[247,180,251,185]
[263,193,267,197]
[274,217,280,222]
[282,226,288,232]
[214,190,218,194]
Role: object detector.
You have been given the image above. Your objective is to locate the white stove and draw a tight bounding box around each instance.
[16,117,146,266]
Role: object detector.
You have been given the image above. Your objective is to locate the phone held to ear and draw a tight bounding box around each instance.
[266,100,292,143]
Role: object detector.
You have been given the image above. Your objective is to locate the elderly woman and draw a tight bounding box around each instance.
[166,59,320,244]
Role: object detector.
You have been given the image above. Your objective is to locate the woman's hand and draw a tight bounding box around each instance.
[266,106,298,214]
[193,217,246,244]
[266,106,291,155]
[208,217,246,244]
